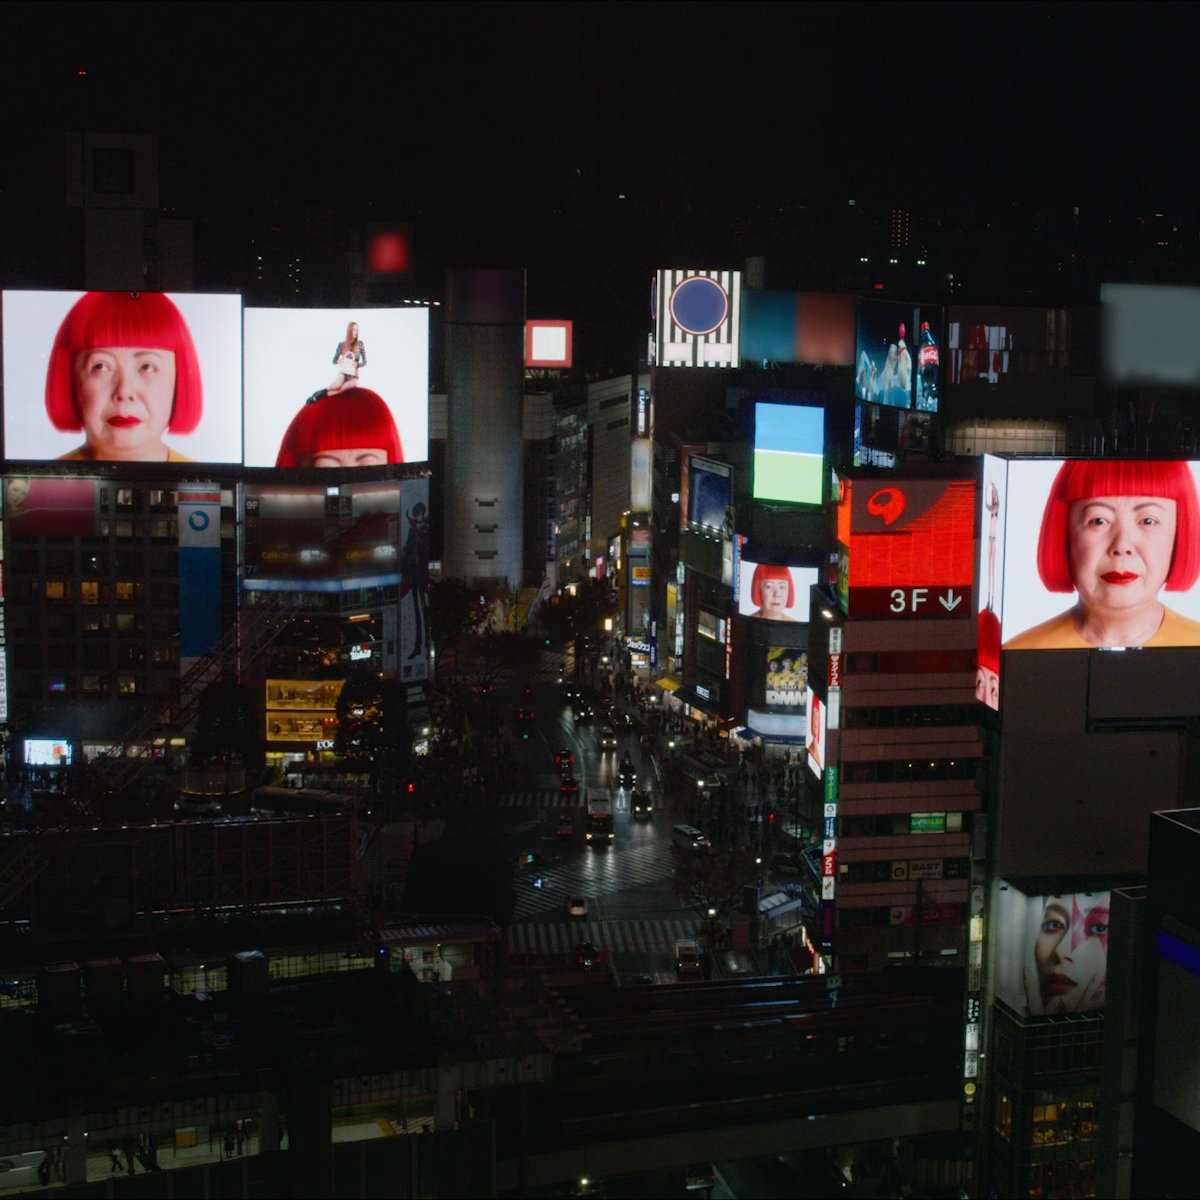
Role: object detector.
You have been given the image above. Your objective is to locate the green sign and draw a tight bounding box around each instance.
[910,813,946,834]
[824,765,838,806]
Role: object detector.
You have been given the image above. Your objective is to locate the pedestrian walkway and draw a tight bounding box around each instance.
[507,917,700,957]
[494,790,584,809]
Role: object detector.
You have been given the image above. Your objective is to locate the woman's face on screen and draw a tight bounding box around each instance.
[74,346,177,460]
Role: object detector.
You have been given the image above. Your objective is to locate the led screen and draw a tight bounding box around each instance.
[753,402,824,504]
[835,477,976,619]
[243,306,428,467]
[687,455,732,533]
[996,459,1200,649]
[975,455,1007,709]
[525,320,573,367]
[994,885,1110,1016]
[764,646,808,711]
[25,738,73,766]
[4,477,98,537]
[736,561,818,623]
[1100,283,1200,388]
[2,290,243,464]
[805,686,825,777]
[655,269,742,367]
[855,299,915,409]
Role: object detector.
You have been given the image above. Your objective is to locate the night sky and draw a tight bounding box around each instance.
[2,2,1198,302]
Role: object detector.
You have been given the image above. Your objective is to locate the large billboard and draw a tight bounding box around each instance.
[654,269,742,368]
[835,476,976,618]
[855,299,941,412]
[991,459,1200,651]
[243,307,428,467]
[1100,284,1200,388]
[686,455,732,534]
[764,646,808,711]
[2,290,243,464]
[736,560,818,623]
[741,291,854,365]
[753,401,824,504]
[994,884,1110,1016]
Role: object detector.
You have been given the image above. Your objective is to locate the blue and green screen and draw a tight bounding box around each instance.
[753,402,824,504]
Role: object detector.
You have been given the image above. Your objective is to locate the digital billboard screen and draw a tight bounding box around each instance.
[1100,283,1200,388]
[686,455,732,533]
[976,455,1007,709]
[806,685,825,777]
[243,306,428,467]
[764,646,808,711]
[835,477,976,618]
[736,560,818,623]
[996,459,1200,650]
[2,290,243,464]
[994,884,1110,1016]
[655,269,742,368]
[741,291,855,366]
[4,477,98,537]
[753,402,824,504]
[855,299,915,409]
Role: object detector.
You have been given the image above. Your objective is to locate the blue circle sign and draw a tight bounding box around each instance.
[188,510,211,532]
[669,275,729,336]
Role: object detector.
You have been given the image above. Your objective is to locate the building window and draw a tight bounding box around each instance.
[83,675,108,695]
[80,582,101,605]
[45,580,71,602]
[115,581,143,603]
[117,676,139,694]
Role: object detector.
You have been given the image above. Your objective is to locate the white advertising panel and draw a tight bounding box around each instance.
[737,561,818,622]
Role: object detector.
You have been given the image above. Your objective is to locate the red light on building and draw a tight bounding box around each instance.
[366,226,411,276]
[525,320,573,368]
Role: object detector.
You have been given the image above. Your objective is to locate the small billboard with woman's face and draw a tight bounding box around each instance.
[736,560,818,623]
[243,307,429,468]
[2,290,243,464]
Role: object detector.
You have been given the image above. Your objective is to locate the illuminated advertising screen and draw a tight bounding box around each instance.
[753,402,824,504]
[243,306,428,467]
[655,269,742,367]
[742,291,855,365]
[25,738,73,766]
[2,290,243,464]
[975,455,1007,709]
[913,310,942,413]
[398,475,431,683]
[524,320,573,368]
[244,481,402,591]
[995,459,1200,650]
[4,477,98,537]
[806,686,825,777]
[855,299,915,409]
[687,455,732,533]
[835,477,976,618]
[1101,283,1200,388]
[994,884,1110,1016]
[764,646,808,711]
[736,560,818,622]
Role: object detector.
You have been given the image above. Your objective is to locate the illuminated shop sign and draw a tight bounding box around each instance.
[655,269,742,368]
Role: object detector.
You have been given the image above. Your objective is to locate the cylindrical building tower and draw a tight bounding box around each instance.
[442,268,526,587]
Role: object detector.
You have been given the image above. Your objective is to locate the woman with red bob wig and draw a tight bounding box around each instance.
[749,563,797,621]
[1005,459,1200,649]
[46,291,202,462]
[275,387,404,468]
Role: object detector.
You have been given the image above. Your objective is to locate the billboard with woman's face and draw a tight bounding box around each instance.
[736,560,818,622]
[243,307,429,468]
[995,458,1200,651]
[994,884,1111,1016]
[2,290,243,464]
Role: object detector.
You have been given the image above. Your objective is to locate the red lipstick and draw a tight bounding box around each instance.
[1100,572,1138,584]
[107,416,141,428]
[1046,973,1077,995]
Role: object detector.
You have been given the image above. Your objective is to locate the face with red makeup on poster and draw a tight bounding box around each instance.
[1029,895,1109,1014]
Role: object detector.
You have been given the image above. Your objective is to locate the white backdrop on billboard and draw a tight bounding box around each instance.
[1000,459,1200,648]
[2,290,243,463]
[243,307,429,467]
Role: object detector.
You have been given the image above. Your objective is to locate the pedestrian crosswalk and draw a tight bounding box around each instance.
[507,918,700,957]
[495,790,584,809]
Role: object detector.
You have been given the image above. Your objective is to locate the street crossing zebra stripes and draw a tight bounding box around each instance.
[506,918,700,957]
[495,790,584,809]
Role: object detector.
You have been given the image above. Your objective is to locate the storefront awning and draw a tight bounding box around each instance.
[655,676,681,692]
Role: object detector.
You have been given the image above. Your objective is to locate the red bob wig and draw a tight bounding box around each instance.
[275,388,404,467]
[977,607,1001,674]
[45,292,203,435]
[751,563,794,608]
[1036,459,1200,593]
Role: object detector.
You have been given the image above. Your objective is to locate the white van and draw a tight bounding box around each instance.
[671,824,711,851]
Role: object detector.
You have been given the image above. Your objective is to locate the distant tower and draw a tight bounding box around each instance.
[443,268,526,587]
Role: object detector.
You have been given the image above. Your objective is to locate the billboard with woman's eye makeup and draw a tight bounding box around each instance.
[242,306,428,468]
[993,458,1200,653]
[2,290,243,464]
[994,884,1111,1016]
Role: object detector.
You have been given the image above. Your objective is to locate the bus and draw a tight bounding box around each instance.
[251,786,354,818]
[585,795,614,845]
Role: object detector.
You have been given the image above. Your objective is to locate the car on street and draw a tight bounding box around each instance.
[632,790,653,819]
[617,758,637,789]
[609,709,635,731]
[573,702,594,723]
[684,1163,717,1192]
[555,747,575,772]
[567,895,588,918]
[573,941,604,971]
[597,725,618,750]
[559,772,580,796]
[555,813,574,838]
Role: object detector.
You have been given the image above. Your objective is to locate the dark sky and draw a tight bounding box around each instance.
[2,2,1198,273]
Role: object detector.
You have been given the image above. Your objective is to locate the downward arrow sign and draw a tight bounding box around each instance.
[939,589,962,611]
